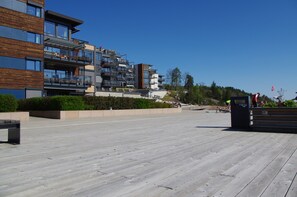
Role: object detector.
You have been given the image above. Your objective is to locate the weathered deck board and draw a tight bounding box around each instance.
[0,110,297,197]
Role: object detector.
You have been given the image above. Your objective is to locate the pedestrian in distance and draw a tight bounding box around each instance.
[252,93,260,107]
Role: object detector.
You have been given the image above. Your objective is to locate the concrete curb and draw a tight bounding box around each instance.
[30,108,182,120]
[0,112,29,121]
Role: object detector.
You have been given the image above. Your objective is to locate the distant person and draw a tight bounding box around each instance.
[252,93,260,107]
[225,99,231,110]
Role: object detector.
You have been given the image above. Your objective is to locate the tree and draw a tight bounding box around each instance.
[169,67,181,90]
[222,88,231,101]
[184,74,194,91]
[183,74,194,104]
[210,81,221,100]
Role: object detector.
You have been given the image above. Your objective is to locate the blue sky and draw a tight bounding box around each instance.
[46,0,297,100]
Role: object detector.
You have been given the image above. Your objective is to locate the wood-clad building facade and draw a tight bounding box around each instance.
[0,0,45,98]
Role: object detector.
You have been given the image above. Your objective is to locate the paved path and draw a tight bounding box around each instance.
[0,110,297,197]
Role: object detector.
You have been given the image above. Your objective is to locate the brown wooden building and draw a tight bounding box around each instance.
[0,0,45,98]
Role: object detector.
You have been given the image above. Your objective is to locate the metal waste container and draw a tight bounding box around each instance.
[231,96,251,129]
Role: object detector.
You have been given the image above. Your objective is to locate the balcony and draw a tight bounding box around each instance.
[150,81,158,85]
[158,78,165,82]
[44,75,91,90]
[117,67,127,73]
[102,80,122,87]
[44,35,83,49]
[126,80,135,86]
[44,51,92,65]
[101,61,117,67]
[116,76,126,81]
[101,70,117,76]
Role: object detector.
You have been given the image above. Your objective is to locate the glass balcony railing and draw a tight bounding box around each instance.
[44,75,92,88]
[158,78,165,82]
[44,51,92,65]
[126,80,135,86]
[102,80,122,87]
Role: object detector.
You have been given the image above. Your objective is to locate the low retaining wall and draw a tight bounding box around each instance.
[252,108,297,132]
[0,112,29,121]
[30,108,182,120]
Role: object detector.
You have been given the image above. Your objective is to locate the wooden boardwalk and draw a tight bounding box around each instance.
[0,110,297,197]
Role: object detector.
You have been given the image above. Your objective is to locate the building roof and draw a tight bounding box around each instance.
[45,10,83,27]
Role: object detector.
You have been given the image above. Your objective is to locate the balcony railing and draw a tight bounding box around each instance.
[116,76,126,81]
[158,78,165,82]
[102,80,122,87]
[126,80,135,86]
[101,70,118,76]
[101,61,117,67]
[150,81,158,85]
[44,51,92,65]
[44,75,92,89]
[117,67,127,72]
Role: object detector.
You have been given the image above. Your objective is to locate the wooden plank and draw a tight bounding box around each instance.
[286,173,297,197]
[260,148,297,197]
[235,138,297,196]
[0,111,297,196]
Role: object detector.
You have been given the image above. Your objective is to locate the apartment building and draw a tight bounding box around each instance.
[135,63,164,90]
[158,74,165,89]
[43,10,94,96]
[1,2,162,98]
[0,0,45,99]
[99,48,135,90]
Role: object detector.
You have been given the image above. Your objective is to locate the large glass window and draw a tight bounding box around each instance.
[27,32,35,43]
[95,52,101,65]
[44,46,60,54]
[26,60,41,71]
[36,34,41,43]
[27,32,42,44]
[27,4,41,17]
[57,70,66,78]
[57,24,68,40]
[45,21,55,36]
[85,50,94,64]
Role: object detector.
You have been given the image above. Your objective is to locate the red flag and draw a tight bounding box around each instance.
[271,85,275,91]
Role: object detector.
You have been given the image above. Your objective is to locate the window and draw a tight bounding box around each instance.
[45,21,55,36]
[27,4,41,17]
[27,32,42,44]
[1,0,27,13]
[95,52,101,65]
[144,71,149,78]
[26,60,41,71]
[85,50,94,64]
[57,24,68,40]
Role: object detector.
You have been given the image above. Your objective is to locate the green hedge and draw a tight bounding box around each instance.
[18,96,85,111]
[18,96,172,111]
[83,96,172,110]
[0,94,18,112]
[284,100,297,108]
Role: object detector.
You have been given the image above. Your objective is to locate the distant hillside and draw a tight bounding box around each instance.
[163,82,272,105]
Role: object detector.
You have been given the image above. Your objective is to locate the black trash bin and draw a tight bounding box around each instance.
[230,96,251,129]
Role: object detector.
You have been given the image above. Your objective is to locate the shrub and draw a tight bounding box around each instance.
[18,96,85,111]
[263,102,277,108]
[0,94,18,112]
[151,102,173,108]
[133,98,153,109]
[83,96,173,110]
[83,96,112,110]
[18,97,49,111]
[18,96,173,111]
[50,96,85,110]
[283,100,297,108]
